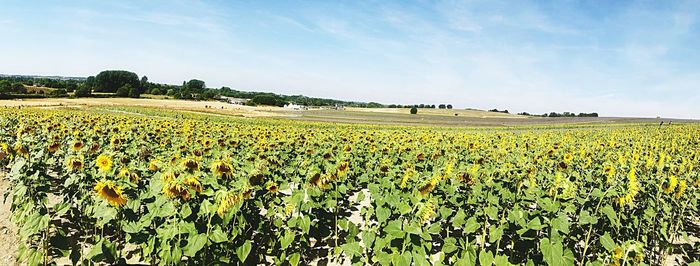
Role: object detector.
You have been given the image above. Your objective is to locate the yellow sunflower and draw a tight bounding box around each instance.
[72,141,84,151]
[216,192,242,217]
[211,160,233,178]
[95,154,113,173]
[66,156,84,171]
[663,175,678,194]
[94,180,127,207]
[47,142,61,153]
[266,182,279,194]
[563,153,573,163]
[148,159,161,171]
[118,168,139,183]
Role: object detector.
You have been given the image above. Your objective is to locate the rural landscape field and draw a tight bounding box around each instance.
[0,101,698,266]
[2,1,700,266]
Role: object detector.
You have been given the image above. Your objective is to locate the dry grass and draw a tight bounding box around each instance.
[344,107,526,118]
[0,98,285,117]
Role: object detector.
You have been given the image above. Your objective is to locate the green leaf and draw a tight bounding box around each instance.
[578,210,598,225]
[341,242,363,258]
[376,206,390,224]
[385,220,404,238]
[180,203,192,218]
[452,210,467,227]
[209,228,228,243]
[280,230,295,249]
[456,246,477,266]
[599,232,615,252]
[478,249,494,266]
[289,253,301,266]
[464,217,480,234]
[184,233,208,257]
[601,205,619,228]
[404,223,422,235]
[236,240,252,262]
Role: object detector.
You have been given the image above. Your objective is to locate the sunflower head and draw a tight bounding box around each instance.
[72,141,84,151]
[211,160,233,178]
[181,157,200,172]
[95,154,113,173]
[48,142,61,153]
[266,182,279,194]
[94,180,127,207]
[563,153,573,162]
[149,160,161,171]
[66,156,84,171]
[216,191,242,217]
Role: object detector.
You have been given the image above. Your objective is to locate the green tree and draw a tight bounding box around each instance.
[186,79,206,93]
[12,83,26,93]
[116,84,132,97]
[410,107,418,114]
[128,86,141,98]
[447,104,453,109]
[94,70,140,93]
[0,80,10,93]
[74,85,92,97]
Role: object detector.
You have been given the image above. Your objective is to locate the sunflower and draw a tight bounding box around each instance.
[563,153,573,163]
[603,165,615,181]
[47,142,61,153]
[337,162,350,177]
[148,159,161,171]
[95,154,113,173]
[266,183,279,194]
[211,160,233,178]
[66,156,84,171]
[675,180,687,199]
[417,201,436,224]
[400,169,416,188]
[94,180,127,207]
[184,176,203,193]
[663,175,678,194]
[72,141,84,151]
[118,168,139,183]
[418,182,435,196]
[163,181,190,200]
[14,143,29,157]
[217,192,242,217]
[181,157,200,172]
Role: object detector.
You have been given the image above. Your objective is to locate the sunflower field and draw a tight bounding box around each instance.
[0,107,698,266]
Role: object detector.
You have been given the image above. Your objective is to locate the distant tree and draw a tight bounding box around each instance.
[94,70,140,93]
[12,83,26,93]
[140,76,149,91]
[116,84,132,97]
[51,89,67,96]
[410,107,418,114]
[186,79,206,93]
[251,94,286,107]
[0,80,10,93]
[66,83,77,92]
[129,87,141,98]
[430,105,436,108]
[438,104,446,109]
[74,85,92,97]
[150,88,164,95]
[447,104,453,109]
[85,76,96,89]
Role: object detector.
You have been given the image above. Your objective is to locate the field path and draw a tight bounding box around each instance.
[0,176,19,266]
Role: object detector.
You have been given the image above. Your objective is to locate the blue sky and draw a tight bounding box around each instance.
[1,0,699,118]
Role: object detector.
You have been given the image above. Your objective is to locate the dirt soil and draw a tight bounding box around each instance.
[0,177,19,266]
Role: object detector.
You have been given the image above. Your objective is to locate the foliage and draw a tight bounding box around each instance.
[410,107,418,114]
[1,107,697,265]
[94,70,140,93]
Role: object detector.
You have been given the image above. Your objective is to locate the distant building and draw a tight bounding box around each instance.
[284,103,307,110]
[219,96,247,105]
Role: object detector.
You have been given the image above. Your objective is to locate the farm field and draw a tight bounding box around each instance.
[4,97,695,128]
[0,105,698,265]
